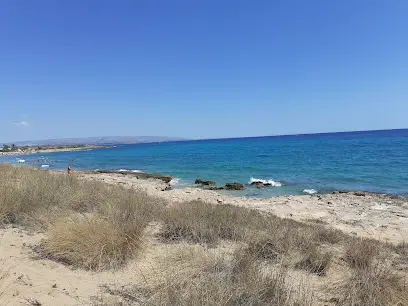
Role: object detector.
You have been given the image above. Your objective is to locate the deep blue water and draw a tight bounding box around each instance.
[1,129,407,198]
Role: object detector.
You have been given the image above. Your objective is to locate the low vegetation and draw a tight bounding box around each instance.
[0,164,407,305]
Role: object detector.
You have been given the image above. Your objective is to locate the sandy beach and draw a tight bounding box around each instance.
[1,167,407,305]
[80,171,408,243]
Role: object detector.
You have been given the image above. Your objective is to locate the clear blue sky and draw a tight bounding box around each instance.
[1,0,407,142]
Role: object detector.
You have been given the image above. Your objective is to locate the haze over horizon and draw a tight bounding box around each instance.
[3,128,407,146]
[1,1,407,143]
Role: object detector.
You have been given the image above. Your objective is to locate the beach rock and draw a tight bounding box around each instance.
[206,186,224,190]
[225,183,245,190]
[354,192,366,197]
[250,182,265,188]
[195,179,216,186]
[161,186,172,191]
[333,190,348,194]
[94,170,173,184]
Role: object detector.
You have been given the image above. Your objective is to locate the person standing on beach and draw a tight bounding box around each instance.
[67,164,72,174]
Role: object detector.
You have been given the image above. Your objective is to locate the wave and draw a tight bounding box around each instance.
[249,177,282,187]
[117,169,144,173]
[169,178,180,186]
[16,159,25,163]
[41,165,50,168]
[303,189,317,194]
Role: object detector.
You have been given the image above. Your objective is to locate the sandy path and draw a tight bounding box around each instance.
[80,172,408,243]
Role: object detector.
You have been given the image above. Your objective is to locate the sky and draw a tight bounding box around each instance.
[1,0,407,142]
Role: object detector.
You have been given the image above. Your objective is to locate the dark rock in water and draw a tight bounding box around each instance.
[333,190,348,194]
[264,183,272,186]
[94,170,173,184]
[354,192,366,197]
[195,179,216,186]
[225,183,245,190]
[206,186,224,190]
[250,181,265,188]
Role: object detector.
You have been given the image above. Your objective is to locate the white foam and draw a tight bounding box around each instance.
[169,178,180,186]
[117,169,144,173]
[249,177,282,187]
[16,159,25,163]
[41,164,50,168]
[303,189,317,194]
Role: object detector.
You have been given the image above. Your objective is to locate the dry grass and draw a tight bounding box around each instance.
[159,200,270,245]
[40,187,164,270]
[160,200,345,248]
[40,215,142,270]
[1,164,407,305]
[333,263,408,306]
[104,246,314,306]
[0,164,165,270]
[0,164,114,228]
[294,246,332,276]
[344,238,379,269]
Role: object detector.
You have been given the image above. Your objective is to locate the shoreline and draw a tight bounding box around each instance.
[0,145,111,156]
[76,170,408,243]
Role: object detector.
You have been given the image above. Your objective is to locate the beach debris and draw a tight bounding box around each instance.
[224,182,245,190]
[195,179,216,186]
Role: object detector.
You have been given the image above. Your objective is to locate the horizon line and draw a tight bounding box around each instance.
[3,127,407,145]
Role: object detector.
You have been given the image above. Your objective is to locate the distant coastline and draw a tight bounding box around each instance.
[0,144,110,156]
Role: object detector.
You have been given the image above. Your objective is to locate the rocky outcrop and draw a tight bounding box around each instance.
[205,186,225,190]
[94,170,173,184]
[250,181,265,188]
[195,179,216,186]
[225,183,245,190]
[333,190,367,197]
[333,190,349,194]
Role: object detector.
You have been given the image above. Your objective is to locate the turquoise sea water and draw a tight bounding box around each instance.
[1,129,407,198]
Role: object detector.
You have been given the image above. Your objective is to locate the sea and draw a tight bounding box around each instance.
[1,129,407,198]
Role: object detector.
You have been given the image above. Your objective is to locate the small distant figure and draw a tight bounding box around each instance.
[67,164,72,174]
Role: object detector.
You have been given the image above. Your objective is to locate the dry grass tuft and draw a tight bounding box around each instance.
[333,263,408,306]
[159,200,270,245]
[312,225,345,245]
[40,188,164,270]
[246,235,286,261]
[0,164,165,270]
[344,238,379,269]
[108,246,315,306]
[295,246,332,276]
[40,215,143,270]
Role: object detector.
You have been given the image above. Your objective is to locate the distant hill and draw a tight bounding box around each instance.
[7,136,187,146]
